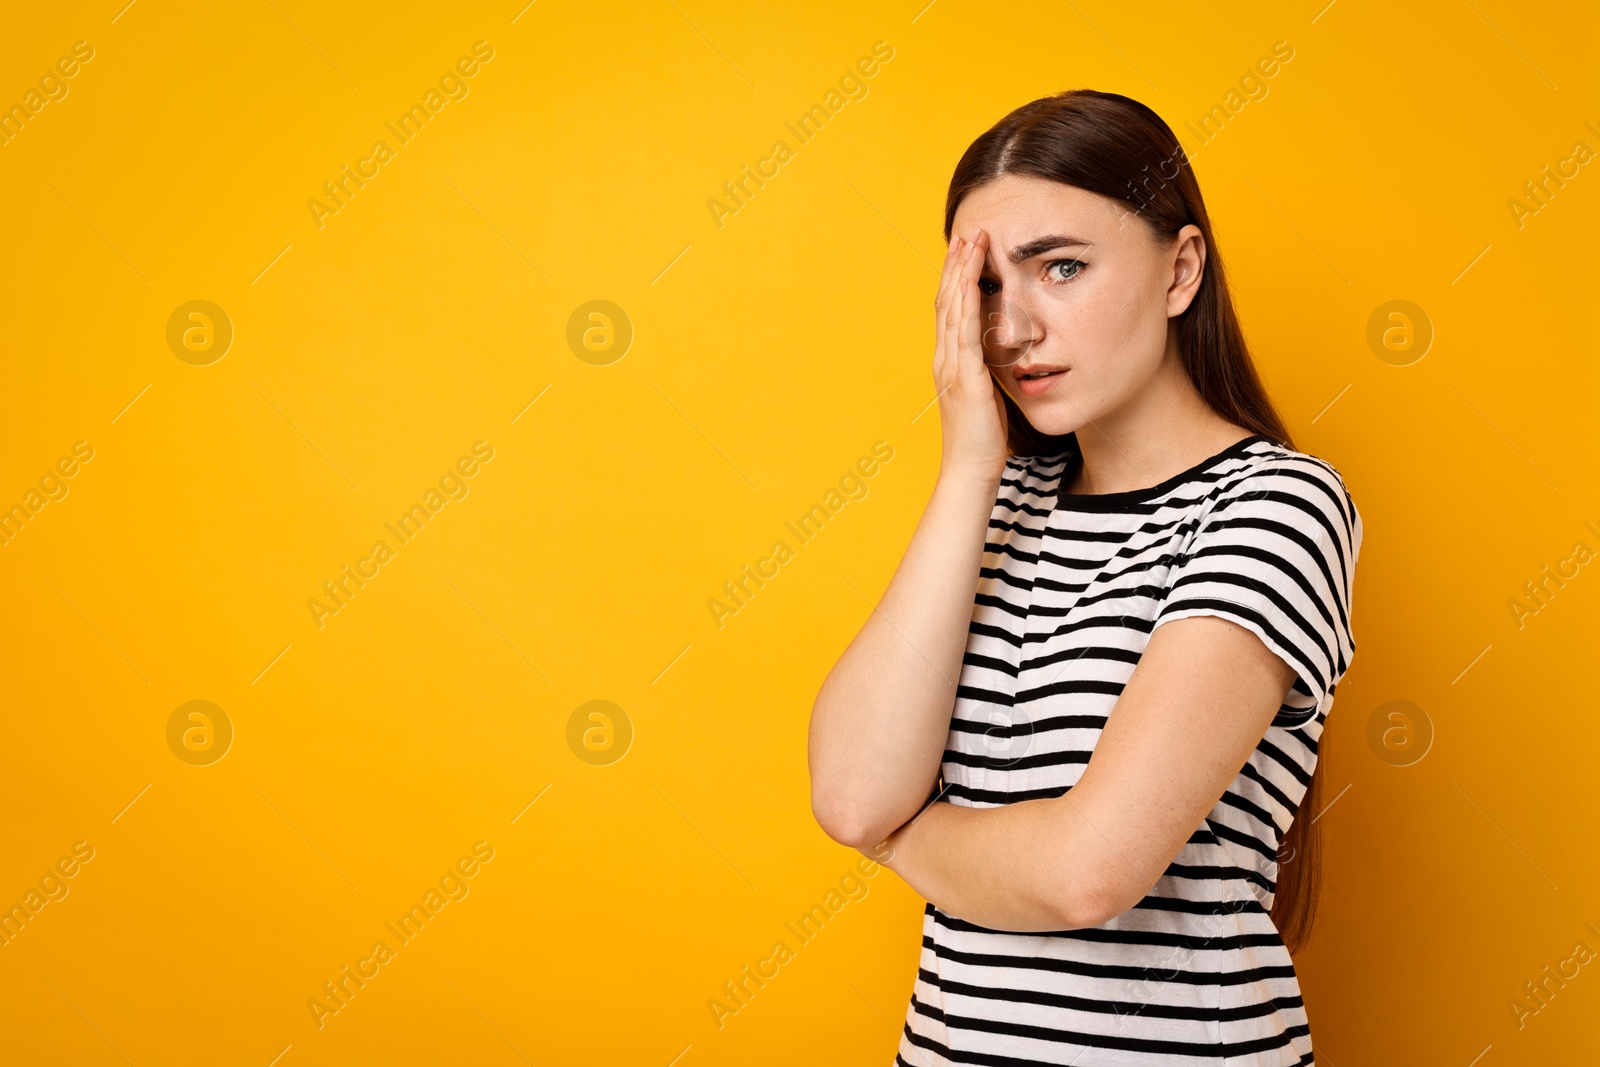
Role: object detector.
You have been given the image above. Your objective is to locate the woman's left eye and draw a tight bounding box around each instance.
[1046,258,1085,283]
[978,259,1085,297]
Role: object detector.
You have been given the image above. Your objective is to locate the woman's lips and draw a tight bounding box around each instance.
[1017,369,1067,397]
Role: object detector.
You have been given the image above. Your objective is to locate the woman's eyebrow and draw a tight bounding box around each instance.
[1007,234,1093,264]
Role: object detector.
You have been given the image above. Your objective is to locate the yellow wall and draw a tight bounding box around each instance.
[2,1,1596,1063]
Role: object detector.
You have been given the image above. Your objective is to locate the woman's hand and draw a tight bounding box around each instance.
[934,229,1010,486]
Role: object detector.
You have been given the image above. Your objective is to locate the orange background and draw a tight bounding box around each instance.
[1,1,1596,1063]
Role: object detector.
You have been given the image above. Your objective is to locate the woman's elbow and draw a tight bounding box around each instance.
[810,787,878,850]
[1049,863,1139,927]
[1053,874,1143,931]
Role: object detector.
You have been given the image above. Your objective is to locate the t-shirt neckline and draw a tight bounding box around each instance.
[1052,433,1268,512]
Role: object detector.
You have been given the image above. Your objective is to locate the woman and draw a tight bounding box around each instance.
[807,89,1360,1065]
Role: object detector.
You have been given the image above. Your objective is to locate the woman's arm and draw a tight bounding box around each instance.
[867,613,1298,931]
[808,467,1002,849]
[808,229,1011,851]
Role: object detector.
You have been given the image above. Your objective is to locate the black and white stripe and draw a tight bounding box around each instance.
[896,434,1360,1066]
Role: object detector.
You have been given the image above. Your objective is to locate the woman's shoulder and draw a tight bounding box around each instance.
[999,451,1072,513]
[1210,435,1352,496]
[1212,437,1361,542]
[1236,436,1352,483]
[1005,450,1074,477]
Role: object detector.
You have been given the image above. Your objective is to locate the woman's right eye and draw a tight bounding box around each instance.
[978,278,1000,297]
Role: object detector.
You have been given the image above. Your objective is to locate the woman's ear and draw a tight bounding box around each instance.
[1166,224,1206,318]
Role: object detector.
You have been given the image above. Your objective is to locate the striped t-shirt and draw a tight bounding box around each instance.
[896,433,1361,1066]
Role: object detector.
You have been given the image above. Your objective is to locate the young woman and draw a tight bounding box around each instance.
[808,90,1360,1065]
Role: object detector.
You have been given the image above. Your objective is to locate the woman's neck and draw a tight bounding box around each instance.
[1063,420,1253,496]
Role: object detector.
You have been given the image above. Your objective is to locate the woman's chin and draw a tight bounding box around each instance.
[1014,398,1080,436]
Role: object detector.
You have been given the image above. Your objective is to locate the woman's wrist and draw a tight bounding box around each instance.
[935,460,1005,498]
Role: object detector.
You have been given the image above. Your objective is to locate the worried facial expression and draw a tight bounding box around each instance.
[950,174,1205,436]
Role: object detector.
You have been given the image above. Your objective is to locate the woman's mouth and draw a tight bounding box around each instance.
[1015,368,1067,397]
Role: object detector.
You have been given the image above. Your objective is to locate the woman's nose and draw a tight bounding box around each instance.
[982,295,1039,359]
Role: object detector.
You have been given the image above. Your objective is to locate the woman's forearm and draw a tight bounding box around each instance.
[808,470,1001,849]
[871,796,1112,933]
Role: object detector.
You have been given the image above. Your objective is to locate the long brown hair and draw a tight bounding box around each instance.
[942,88,1322,954]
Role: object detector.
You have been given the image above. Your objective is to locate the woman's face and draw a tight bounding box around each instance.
[949,174,1205,437]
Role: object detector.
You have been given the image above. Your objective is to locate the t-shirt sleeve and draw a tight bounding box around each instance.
[1151,458,1361,726]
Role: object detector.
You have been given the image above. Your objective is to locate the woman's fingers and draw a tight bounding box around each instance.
[931,228,1011,483]
[953,234,985,376]
[933,235,967,385]
[934,254,960,388]
[957,278,979,380]
[934,242,956,385]
[945,240,969,330]
[936,235,963,316]
[936,229,990,389]
[952,239,980,329]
